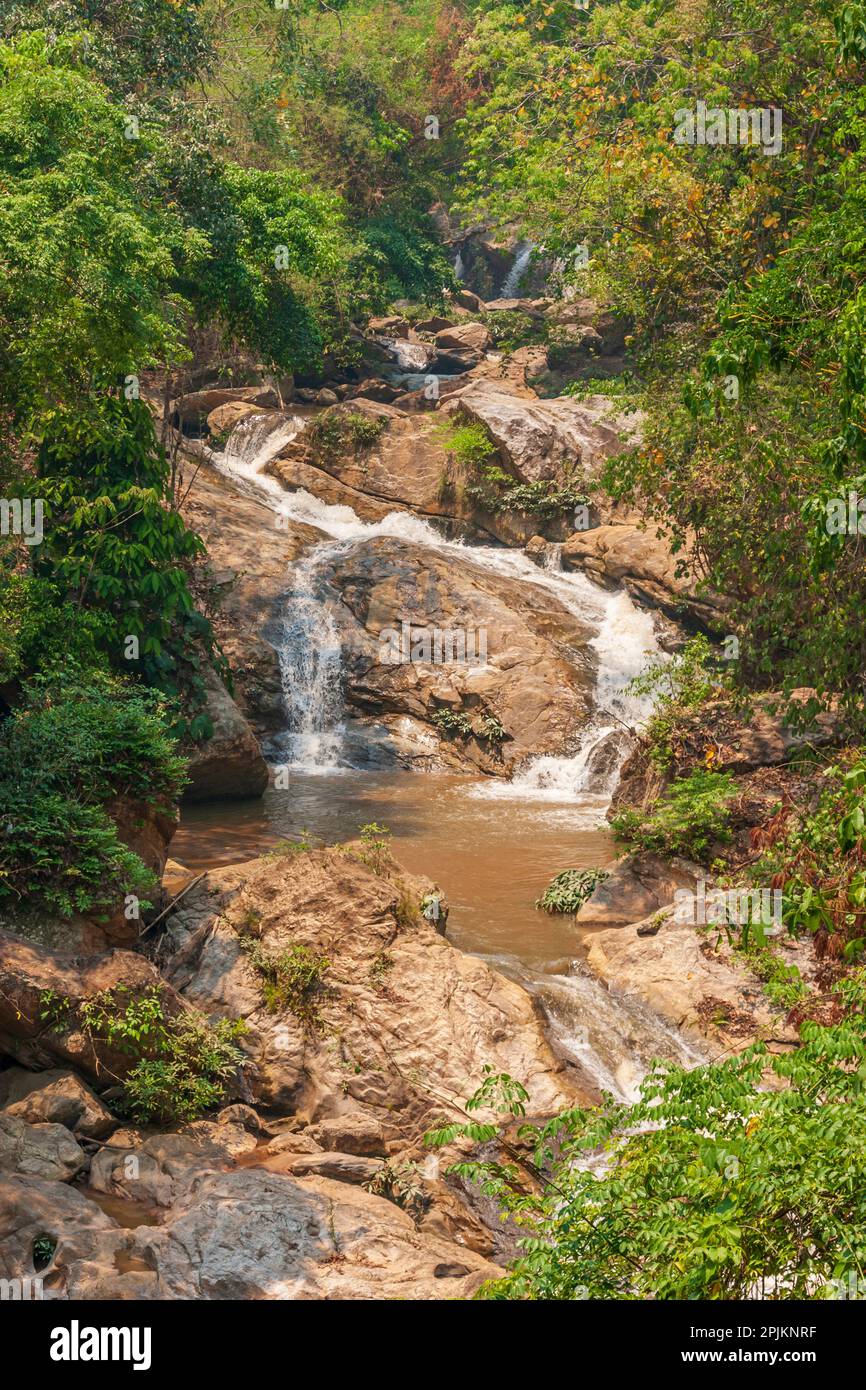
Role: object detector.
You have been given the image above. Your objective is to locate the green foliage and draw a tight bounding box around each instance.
[611,770,739,863]
[307,410,388,460]
[753,758,866,956]
[427,975,866,1299]
[242,939,330,1027]
[0,670,184,918]
[431,707,474,739]
[356,821,392,875]
[40,984,247,1125]
[629,636,731,770]
[535,867,607,915]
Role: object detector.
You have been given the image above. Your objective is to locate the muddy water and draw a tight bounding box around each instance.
[174,772,614,970]
[173,772,704,1099]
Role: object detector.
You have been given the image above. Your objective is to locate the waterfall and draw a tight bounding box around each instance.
[453,248,465,281]
[215,410,663,797]
[499,240,534,298]
[268,551,346,773]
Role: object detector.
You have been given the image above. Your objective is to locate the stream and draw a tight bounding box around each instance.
[173,407,705,1101]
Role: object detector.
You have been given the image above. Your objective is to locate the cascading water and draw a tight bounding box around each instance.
[207,409,693,1102]
[499,240,535,298]
[268,550,346,773]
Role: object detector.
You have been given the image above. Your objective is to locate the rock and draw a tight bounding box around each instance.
[266,1132,323,1156]
[574,853,703,928]
[414,316,455,333]
[104,795,177,886]
[561,523,723,628]
[163,849,587,1124]
[583,911,799,1054]
[323,535,597,774]
[206,401,266,436]
[348,378,404,403]
[434,322,492,353]
[445,382,641,486]
[315,388,339,405]
[89,1122,259,1208]
[308,1115,388,1156]
[182,666,269,801]
[170,387,278,430]
[484,298,544,317]
[269,1151,384,1184]
[368,315,409,338]
[0,1115,87,1182]
[452,288,485,312]
[134,1168,501,1299]
[0,1069,117,1139]
[0,1174,124,1291]
[0,933,183,1086]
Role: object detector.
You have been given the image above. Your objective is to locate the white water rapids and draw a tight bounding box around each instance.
[203,408,702,1099]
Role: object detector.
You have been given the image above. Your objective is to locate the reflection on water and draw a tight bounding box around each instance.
[172,771,703,1100]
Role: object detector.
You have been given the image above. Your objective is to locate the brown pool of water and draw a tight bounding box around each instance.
[171,770,616,975]
[79,1188,161,1229]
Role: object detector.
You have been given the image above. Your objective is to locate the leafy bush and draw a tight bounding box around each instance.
[307,411,387,460]
[40,985,247,1126]
[0,670,185,918]
[427,973,866,1299]
[627,636,730,770]
[611,770,738,863]
[535,868,608,915]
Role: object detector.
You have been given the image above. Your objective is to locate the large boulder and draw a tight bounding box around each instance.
[322,535,598,774]
[574,853,703,929]
[163,848,587,1122]
[434,322,492,354]
[0,933,182,1087]
[0,1116,87,1182]
[134,1168,502,1300]
[0,1068,116,1139]
[170,387,278,431]
[561,523,723,629]
[182,667,269,801]
[443,382,642,488]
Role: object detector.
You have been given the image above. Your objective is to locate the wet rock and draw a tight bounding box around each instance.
[170,387,278,431]
[322,535,597,774]
[0,1115,87,1182]
[561,523,723,629]
[0,1068,117,1139]
[182,667,269,801]
[206,400,265,436]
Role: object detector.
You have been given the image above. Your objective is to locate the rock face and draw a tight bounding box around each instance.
[0,1068,116,1139]
[434,321,492,353]
[574,853,703,929]
[0,933,181,1086]
[182,667,269,801]
[321,535,597,773]
[171,387,278,431]
[561,523,724,629]
[163,848,587,1123]
[444,382,642,488]
[581,911,800,1056]
[135,1168,501,1300]
[0,1115,86,1182]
